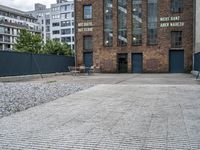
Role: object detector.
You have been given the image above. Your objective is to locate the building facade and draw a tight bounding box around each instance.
[27,0,75,50]
[194,0,200,71]
[75,0,193,73]
[0,5,41,51]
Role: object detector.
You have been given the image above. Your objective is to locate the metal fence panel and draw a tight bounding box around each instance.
[0,51,74,77]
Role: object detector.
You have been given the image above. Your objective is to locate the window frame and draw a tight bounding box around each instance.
[83,35,93,51]
[83,5,93,20]
[171,0,183,13]
[103,0,113,47]
[132,0,143,46]
[147,0,158,45]
[117,0,128,47]
[171,31,182,48]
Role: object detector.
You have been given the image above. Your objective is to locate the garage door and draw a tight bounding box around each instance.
[84,52,93,68]
[169,50,184,73]
[132,53,143,73]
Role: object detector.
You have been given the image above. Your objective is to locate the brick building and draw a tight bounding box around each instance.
[75,0,193,73]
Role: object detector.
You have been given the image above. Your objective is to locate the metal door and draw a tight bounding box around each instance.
[169,50,184,73]
[132,53,143,73]
[84,52,93,68]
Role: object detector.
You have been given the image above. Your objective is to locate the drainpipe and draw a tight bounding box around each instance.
[193,0,196,70]
[74,0,77,69]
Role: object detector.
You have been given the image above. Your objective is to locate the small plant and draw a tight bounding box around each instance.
[46,80,57,84]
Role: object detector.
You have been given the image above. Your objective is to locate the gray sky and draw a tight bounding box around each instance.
[0,0,71,11]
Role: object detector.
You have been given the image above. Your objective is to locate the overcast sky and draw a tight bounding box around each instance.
[1,0,72,11]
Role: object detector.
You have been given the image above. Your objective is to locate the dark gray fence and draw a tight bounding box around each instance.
[194,52,200,71]
[0,51,75,77]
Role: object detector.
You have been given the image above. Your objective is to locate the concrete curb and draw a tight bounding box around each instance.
[0,72,71,82]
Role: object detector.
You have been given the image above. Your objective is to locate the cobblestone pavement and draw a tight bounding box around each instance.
[0,74,200,149]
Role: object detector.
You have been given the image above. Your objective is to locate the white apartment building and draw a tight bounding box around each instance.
[27,0,75,50]
[0,5,41,51]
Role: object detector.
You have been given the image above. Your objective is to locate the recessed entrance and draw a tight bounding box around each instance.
[117,53,128,73]
[132,53,143,73]
[83,52,93,68]
[169,50,184,73]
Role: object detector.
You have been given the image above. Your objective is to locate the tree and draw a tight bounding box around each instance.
[43,40,73,56]
[14,29,43,54]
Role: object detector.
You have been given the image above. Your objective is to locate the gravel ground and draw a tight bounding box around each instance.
[0,81,94,118]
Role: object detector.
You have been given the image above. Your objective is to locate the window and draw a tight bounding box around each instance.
[46,19,50,25]
[53,38,60,41]
[4,44,11,50]
[118,0,127,46]
[4,35,10,42]
[104,0,113,47]
[72,12,74,18]
[0,26,4,33]
[61,5,71,11]
[83,5,92,19]
[52,7,59,11]
[52,14,60,19]
[61,21,71,27]
[46,33,51,40]
[61,37,71,43]
[46,26,50,32]
[71,4,74,10]
[147,0,158,45]
[52,22,60,27]
[132,0,142,45]
[61,13,71,19]
[171,31,182,48]
[0,44,3,50]
[0,35,3,41]
[61,29,71,35]
[171,0,183,13]
[83,36,92,50]
[53,30,60,35]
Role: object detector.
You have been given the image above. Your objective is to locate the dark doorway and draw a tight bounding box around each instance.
[117,53,128,73]
[169,50,184,73]
[83,52,93,68]
[132,53,143,73]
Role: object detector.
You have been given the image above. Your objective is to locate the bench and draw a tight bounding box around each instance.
[68,66,80,76]
[197,71,200,79]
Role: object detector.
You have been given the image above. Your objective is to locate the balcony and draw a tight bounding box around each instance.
[4,39,11,43]
[0,19,42,32]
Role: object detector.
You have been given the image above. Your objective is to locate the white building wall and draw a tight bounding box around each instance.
[0,7,41,51]
[27,1,75,50]
[195,0,200,53]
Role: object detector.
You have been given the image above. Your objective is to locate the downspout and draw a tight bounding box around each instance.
[74,0,77,69]
[193,0,196,70]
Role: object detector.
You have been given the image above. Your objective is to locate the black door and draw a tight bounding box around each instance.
[84,52,93,68]
[132,53,143,73]
[169,50,184,73]
[118,53,128,73]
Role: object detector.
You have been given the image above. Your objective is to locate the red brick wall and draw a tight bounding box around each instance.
[75,0,193,73]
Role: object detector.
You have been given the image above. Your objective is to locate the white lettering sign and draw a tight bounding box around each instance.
[78,22,93,27]
[78,28,93,32]
[160,16,181,22]
[160,16,184,28]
